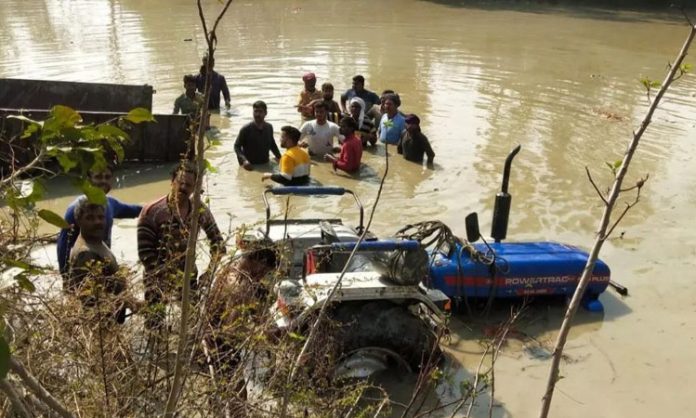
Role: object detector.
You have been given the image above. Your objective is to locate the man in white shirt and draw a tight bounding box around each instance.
[299,102,341,156]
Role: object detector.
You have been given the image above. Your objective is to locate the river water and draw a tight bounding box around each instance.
[2,1,696,416]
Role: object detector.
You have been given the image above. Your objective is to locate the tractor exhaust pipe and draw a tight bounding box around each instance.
[491,145,521,243]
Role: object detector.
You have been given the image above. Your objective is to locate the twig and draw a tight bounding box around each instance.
[585,167,607,205]
[9,358,75,418]
[538,22,696,418]
[0,379,32,418]
[163,1,234,417]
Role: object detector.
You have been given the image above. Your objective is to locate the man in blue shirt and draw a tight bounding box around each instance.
[57,167,142,276]
[340,75,380,118]
[196,56,231,110]
[379,93,406,145]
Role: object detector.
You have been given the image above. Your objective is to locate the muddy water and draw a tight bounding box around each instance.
[2,1,696,416]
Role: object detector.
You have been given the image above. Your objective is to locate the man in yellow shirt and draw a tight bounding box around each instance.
[262,126,310,186]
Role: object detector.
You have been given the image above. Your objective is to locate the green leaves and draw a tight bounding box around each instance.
[639,77,661,90]
[605,159,623,175]
[0,336,10,380]
[38,209,70,229]
[204,159,218,174]
[44,105,82,133]
[680,63,692,73]
[15,273,36,293]
[80,181,107,205]
[124,107,156,124]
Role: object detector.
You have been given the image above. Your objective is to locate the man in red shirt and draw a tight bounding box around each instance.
[324,117,362,174]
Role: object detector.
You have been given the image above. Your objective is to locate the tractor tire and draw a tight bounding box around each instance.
[332,301,440,374]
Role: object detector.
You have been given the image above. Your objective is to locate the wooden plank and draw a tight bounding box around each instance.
[0,78,153,112]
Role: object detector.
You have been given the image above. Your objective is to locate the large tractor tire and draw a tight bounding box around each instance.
[331,301,441,378]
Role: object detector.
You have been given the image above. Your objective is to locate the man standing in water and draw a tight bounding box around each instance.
[67,197,139,324]
[196,56,231,110]
[324,117,362,174]
[57,165,142,278]
[234,100,282,171]
[173,74,204,115]
[262,126,310,186]
[308,82,342,123]
[137,162,225,329]
[340,75,381,120]
[297,72,323,121]
[398,114,435,167]
[378,93,406,145]
[299,102,341,157]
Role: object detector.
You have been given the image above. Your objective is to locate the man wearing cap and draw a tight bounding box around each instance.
[340,75,381,120]
[297,72,323,121]
[398,114,435,167]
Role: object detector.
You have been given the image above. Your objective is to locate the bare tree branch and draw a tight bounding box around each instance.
[538,22,696,418]
[9,358,75,418]
[585,167,608,205]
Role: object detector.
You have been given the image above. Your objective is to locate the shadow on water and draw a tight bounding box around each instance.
[417,0,696,23]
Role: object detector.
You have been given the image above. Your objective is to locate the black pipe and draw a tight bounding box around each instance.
[491,145,521,243]
[501,145,521,194]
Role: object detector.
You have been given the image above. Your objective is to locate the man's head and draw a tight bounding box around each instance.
[405,114,421,134]
[321,82,334,101]
[74,196,106,242]
[252,100,267,124]
[349,97,365,120]
[89,166,114,194]
[380,90,394,112]
[302,72,317,90]
[382,93,400,116]
[202,55,215,70]
[352,75,365,93]
[280,126,301,149]
[199,65,207,76]
[313,101,327,124]
[183,74,196,93]
[339,116,358,137]
[170,161,197,200]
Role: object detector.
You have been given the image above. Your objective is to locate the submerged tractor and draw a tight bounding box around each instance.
[257,145,614,378]
[420,145,614,312]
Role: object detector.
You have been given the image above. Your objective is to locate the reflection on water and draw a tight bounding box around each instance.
[2,0,696,416]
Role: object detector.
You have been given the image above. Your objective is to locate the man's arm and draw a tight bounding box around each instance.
[234,126,250,166]
[422,135,435,165]
[110,197,142,218]
[173,97,181,115]
[397,132,405,155]
[268,126,281,160]
[220,75,231,107]
[57,204,78,275]
[340,90,351,112]
[137,209,160,273]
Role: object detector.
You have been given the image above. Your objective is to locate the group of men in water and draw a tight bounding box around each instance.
[236,72,436,185]
[173,60,436,185]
